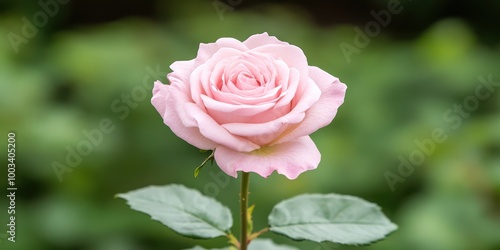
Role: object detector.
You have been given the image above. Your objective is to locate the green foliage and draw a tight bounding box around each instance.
[184,246,232,250]
[195,150,215,177]
[118,185,232,239]
[269,194,397,245]
[247,239,299,250]
[185,239,298,250]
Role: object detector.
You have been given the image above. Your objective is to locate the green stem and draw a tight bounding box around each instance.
[240,172,250,250]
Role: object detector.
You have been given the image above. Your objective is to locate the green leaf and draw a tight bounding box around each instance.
[184,247,232,250]
[194,165,204,178]
[247,204,255,234]
[118,184,232,238]
[185,239,296,250]
[195,150,215,177]
[248,239,299,250]
[268,194,397,245]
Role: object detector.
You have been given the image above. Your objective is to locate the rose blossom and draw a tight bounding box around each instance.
[151,33,346,179]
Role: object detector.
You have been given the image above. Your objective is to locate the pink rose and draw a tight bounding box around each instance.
[152,33,346,179]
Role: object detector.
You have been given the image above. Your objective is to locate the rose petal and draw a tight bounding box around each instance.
[221,75,321,139]
[201,95,275,116]
[212,84,281,106]
[181,101,260,152]
[196,38,247,64]
[275,66,347,144]
[151,81,217,149]
[151,81,168,115]
[189,48,243,105]
[253,44,309,83]
[167,60,196,89]
[214,136,321,179]
[170,59,195,79]
[224,81,266,99]
[273,67,299,108]
[221,110,303,139]
[243,32,289,49]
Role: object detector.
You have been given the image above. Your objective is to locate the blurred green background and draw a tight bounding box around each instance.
[1,0,499,249]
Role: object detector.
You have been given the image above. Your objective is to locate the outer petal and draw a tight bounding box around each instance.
[243,32,289,49]
[169,59,196,83]
[196,37,247,64]
[253,44,308,74]
[275,66,347,144]
[214,136,320,179]
[151,81,168,115]
[151,81,217,149]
